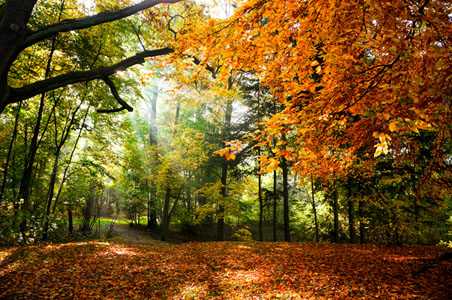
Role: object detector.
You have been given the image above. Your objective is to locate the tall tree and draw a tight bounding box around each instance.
[171,0,452,205]
[0,0,180,114]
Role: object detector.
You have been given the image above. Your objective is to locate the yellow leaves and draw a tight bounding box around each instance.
[226,152,236,160]
[213,140,243,161]
[315,65,322,73]
[389,121,398,132]
[373,132,391,157]
[259,156,281,174]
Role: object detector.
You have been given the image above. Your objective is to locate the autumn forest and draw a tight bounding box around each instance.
[0,0,451,298]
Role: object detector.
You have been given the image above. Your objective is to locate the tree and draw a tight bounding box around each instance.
[0,0,181,114]
[171,0,452,204]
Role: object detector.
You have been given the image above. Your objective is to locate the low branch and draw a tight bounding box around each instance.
[97,76,134,113]
[8,48,174,105]
[23,0,182,49]
[189,55,217,78]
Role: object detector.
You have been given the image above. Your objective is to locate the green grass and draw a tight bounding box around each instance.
[73,218,130,226]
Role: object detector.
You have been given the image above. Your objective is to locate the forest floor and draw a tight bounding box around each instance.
[0,226,451,299]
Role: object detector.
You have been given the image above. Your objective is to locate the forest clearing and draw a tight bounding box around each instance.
[1,0,452,298]
[1,225,452,299]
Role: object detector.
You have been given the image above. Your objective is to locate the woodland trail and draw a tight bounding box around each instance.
[109,223,167,246]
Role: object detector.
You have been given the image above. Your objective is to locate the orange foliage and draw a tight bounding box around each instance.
[169,0,452,194]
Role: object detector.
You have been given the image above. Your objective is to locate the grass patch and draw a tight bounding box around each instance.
[73,218,130,226]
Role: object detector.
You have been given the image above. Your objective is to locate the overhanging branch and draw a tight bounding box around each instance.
[8,48,174,104]
[189,55,217,78]
[97,76,133,113]
[23,0,182,49]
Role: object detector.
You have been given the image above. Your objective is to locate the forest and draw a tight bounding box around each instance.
[0,0,451,298]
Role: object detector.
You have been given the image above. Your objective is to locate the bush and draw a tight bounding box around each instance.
[233,227,253,241]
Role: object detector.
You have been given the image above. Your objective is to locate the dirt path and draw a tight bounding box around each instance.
[109,223,167,246]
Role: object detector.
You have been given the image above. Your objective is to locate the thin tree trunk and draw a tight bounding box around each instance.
[52,105,90,215]
[42,150,61,240]
[359,200,366,244]
[217,97,233,241]
[310,174,319,242]
[281,134,290,242]
[258,148,263,241]
[18,3,61,239]
[19,92,45,238]
[81,186,95,235]
[42,100,81,240]
[273,170,277,241]
[333,188,339,243]
[160,187,171,241]
[218,162,227,241]
[347,185,356,243]
[147,84,158,228]
[68,203,73,234]
[0,101,21,204]
[412,174,419,244]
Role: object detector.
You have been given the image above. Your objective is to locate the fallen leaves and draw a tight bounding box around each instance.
[0,241,451,299]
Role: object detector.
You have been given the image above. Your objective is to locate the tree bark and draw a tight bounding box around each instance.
[42,97,82,240]
[258,148,263,241]
[0,101,21,204]
[273,170,277,241]
[281,133,290,242]
[18,18,60,239]
[217,98,233,241]
[333,188,339,243]
[160,187,171,241]
[68,203,73,234]
[147,84,158,229]
[310,174,319,242]
[0,0,180,113]
[18,92,45,239]
[81,186,95,235]
[52,105,90,215]
[359,200,366,244]
[347,185,357,243]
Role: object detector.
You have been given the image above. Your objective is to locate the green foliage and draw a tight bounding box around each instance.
[232,227,253,241]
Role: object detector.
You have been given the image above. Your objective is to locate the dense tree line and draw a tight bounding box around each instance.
[0,0,451,246]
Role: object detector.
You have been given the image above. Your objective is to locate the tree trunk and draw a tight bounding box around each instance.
[147,85,158,228]
[217,98,233,241]
[18,92,45,239]
[258,148,263,241]
[281,134,290,242]
[217,161,227,241]
[347,185,357,243]
[42,97,82,240]
[18,19,60,239]
[273,169,277,242]
[160,187,171,241]
[81,186,95,235]
[42,150,61,240]
[52,105,90,215]
[310,174,319,242]
[359,200,366,244]
[68,203,73,234]
[0,101,21,204]
[332,188,339,243]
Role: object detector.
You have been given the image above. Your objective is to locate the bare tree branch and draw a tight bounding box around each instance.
[22,0,182,49]
[7,48,174,105]
[97,76,133,113]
